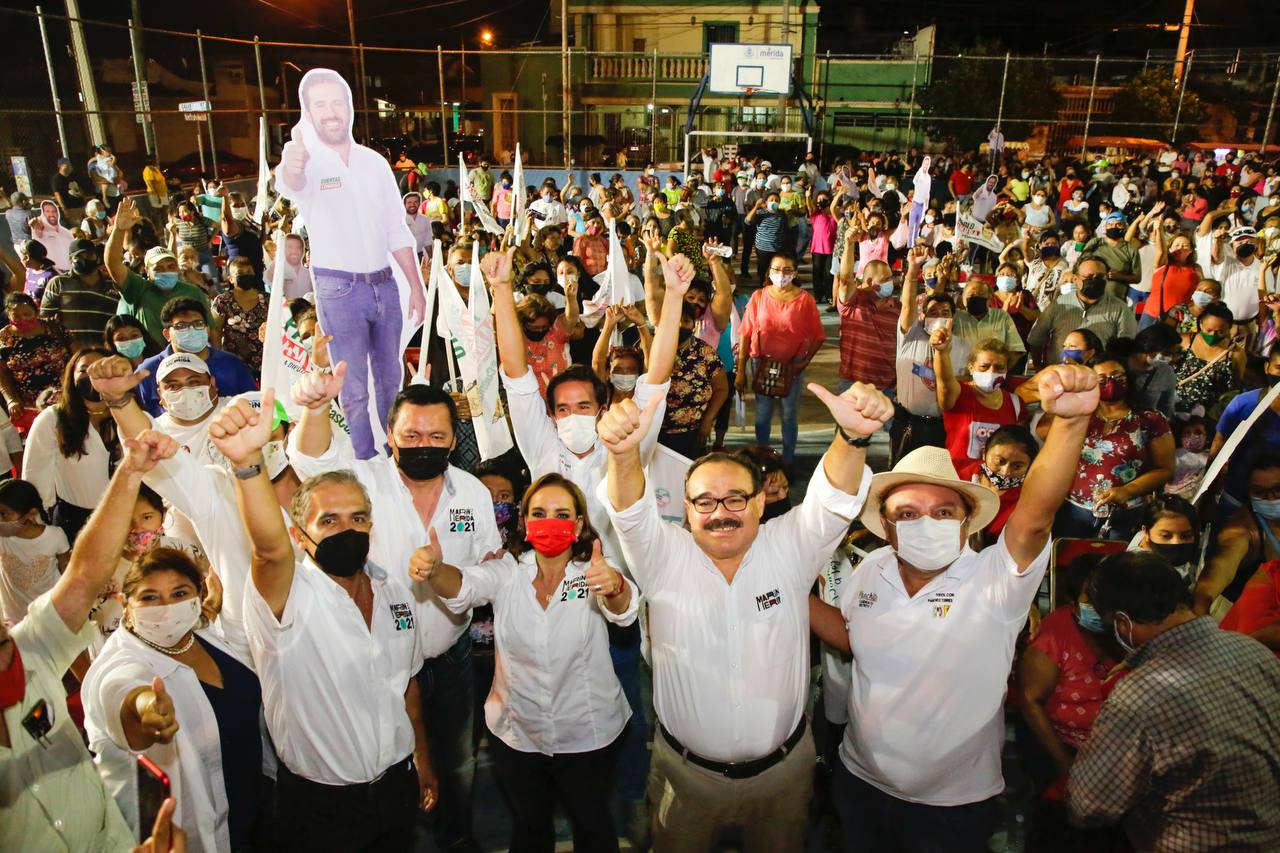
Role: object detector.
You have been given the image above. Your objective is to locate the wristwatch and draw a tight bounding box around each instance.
[232,463,263,480]
[836,426,873,448]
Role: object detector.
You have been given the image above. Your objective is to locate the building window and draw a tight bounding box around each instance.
[633,38,646,53]
[704,23,738,49]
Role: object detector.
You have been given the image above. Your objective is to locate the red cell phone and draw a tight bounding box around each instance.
[136,755,171,841]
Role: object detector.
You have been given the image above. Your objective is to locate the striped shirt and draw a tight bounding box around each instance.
[837,291,899,388]
[175,217,214,253]
[752,211,788,253]
[38,273,122,347]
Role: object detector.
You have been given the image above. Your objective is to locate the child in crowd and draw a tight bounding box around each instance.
[0,478,69,625]
[1167,416,1212,500]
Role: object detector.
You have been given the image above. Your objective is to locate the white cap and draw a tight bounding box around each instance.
[156,352,210,382]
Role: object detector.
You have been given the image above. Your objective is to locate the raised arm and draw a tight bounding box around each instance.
[592,306,622,382]
[645,252,694,386]
[483,248,527,379]
[705,243,734,332]
[104,197,142,285]
[899,245,928,333]
[562,274,585,340]
[806,382,892,496]
[208,390,295,618]
[87,355,152,439]
[1005,365,1098,570]
[930,321,962,411]
[52,430,179,631]
[600,395,664,511]
[290,361,348,460]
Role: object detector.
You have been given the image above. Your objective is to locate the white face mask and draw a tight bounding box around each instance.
[263,439,289,480]
[453,264,472,288]
[163,385,214,421]
[556,413,598,454]
[971,370,1007,393]
[131,598,201,648]
[890,517,965,571]
[231,206,249,221]
[610,373,638,392]
[923,317,949,334]
[769,272,794,288]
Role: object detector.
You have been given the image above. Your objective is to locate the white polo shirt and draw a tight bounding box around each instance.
[603,452,870,763]
[444,550,637,756]
[838,531,1049,806]
[1211,254,1261,321]
[529,197,567,231]
[286,434,502,659]
[503,366,668,568]
[244,559,422,785]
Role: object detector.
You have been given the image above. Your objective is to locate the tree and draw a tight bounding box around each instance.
[916,41,1060,148]
[1103,68,1206,141]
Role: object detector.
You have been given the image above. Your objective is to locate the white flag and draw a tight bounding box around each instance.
[460,154,503,235]
[513,144,529,243]
[584,219,645,327]
[252,116,273,223]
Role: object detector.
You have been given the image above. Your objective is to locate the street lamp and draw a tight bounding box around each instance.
[481,30,494,46]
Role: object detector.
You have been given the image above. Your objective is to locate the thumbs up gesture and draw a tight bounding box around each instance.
[281,126,310,192]
[583,540,622,597]
[409,528,443,583]
[137,677,180,745]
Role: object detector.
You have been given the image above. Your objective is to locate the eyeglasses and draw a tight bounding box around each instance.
[687,491,759,514]
[169,321,208,332]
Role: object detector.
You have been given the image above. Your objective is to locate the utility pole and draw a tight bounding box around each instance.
[1173,0,1195,84]
[777,0,791,131]
[129,0,156,158]
[65,0,107,146]
[561,0,571,172]
[37,6,69,159]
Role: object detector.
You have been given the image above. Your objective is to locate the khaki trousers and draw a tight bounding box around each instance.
[648,725,815,853]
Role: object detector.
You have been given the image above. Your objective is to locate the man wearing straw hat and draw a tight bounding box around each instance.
[810,362,1100,853]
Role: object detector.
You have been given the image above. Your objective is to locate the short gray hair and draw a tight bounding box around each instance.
[290,470,370,526]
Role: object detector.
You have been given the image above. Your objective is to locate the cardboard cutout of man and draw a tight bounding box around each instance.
[275,68,427,459]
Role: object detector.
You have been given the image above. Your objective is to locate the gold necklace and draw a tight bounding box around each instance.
[130,628,195,656]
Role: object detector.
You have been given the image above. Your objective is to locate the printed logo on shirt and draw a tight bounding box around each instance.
[559,576,589,602]
[320,176,343,191]
[967,421,1002,461]
[927,592,954,619]
[448,508,476,533]
[755,588,782,612]
[931,604,951,619]
[389,602,414,631]
[858,591,878,609]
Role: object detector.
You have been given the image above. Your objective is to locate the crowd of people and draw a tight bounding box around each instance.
[1,114,1280,853]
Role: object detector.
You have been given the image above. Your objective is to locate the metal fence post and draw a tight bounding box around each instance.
[650,48,658,162]
[437,46,449,164]
[564,47,572,171]
[359,44,372,142]
[995,51,1011,130]
[1081,54,1101,160]
[561,0,570,171]
[37,5,69,160]
[906,44,920,147]
[196,29,218,179]
[1171,52,1193,143]
[253,36,267,122]
[66,0,107,146]
[1262,59,1280,156]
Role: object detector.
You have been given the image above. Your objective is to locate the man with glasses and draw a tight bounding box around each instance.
[808,363,1099,852]
[597,376,892,853]
[133,296,256,416]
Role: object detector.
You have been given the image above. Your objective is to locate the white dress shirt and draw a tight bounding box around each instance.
[503,367,668,569]
[444,550,636,755]
[0,525,68,625]
[22,405,112,510]
[83,627,257,853]
[529,197,567,231]
[405,212,434,256]
[275,129,414,274]
[1211,254,1261,321]
[285,434,502,659]
[603,453,870,762]
[35,223,75,272]
[819,552,852,726]
[265,260,314,300]
[244,559,422,785]
[838,532,1050,806]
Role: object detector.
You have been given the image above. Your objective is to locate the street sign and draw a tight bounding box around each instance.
[183,113,208,122]
[131,81,151,124]
[179,100,211,113]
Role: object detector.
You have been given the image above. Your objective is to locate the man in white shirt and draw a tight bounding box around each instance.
[528,180,568,232]
[1209,225,1262,345]
[597,375,892,853]
[808,364,1099,852]
[149,353,229,467]
[208,391,438,852]
[276,68,427,460]
[403,192,434,257]
[287,372,500,853]
[28,200,75,272]
[987,124,1005,167]
[265,232,314,299]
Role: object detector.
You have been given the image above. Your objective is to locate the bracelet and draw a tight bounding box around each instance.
[104,393,136,409]
[836,425,873,448]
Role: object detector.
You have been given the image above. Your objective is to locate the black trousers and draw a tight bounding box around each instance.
[888,405,946,466]
[275,757,418,853]
[833,763,998,853]
[489,728,626,853]
[812,252,834,302]
[738,219,757,276]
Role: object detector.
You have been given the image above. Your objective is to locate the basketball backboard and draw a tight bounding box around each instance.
[708,43,793,95]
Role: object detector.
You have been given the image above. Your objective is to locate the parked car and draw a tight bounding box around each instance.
[166,151,258,183]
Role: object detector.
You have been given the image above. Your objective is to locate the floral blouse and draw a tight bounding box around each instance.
[1173,348,1234,414]
[211,291,267,375]
[0,320,72,404]
[662,334,723,433]
[1165,302,1197,334]
[1069,408,1171,511]
[669,227,709,277]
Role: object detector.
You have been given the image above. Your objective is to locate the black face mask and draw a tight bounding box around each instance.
[1148,540,1198,568]
[1236,243,1257,259]
[1039,244,1060,258]
[395,445,450,481]
[74,375,100,403]
[966,296,989,317]
[1105,227,1125,239]
[682,300,707,322]
[1080,275,1107,299]
[308,528,369,578]
[235,274,263,290]
[72,257,98,275]
[524,326,550,342]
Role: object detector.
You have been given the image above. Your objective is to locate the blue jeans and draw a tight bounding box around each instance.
[609,638,649,804]
[417,631,477,849]
[833,763,998,853]
[1137,312,1159,331]
[794,216,812,258]
[754,369,805,463]
[312,267,404,459]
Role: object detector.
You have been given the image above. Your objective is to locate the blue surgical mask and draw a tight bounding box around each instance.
[877,281,895,298]
[1252,498,1280,520]
[996,275,1018,292]
[1076,602,1105,634]
[1191,291,1214,308]
[115,338,146,360]
[454,264,472,287]
[153,271,180,291]
[95,210,107,220]
[924,277,938,289]
[1061,348,1085,364]
[172,327,208,353]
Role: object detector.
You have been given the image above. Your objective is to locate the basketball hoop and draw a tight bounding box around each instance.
[742,87,757,98]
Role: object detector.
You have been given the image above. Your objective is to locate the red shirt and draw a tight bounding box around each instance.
[1028,607,1122,748]
[525,315,573,398]
[837,291,899,388]
[739,288,825,364]
[1142,264,1201,318]
[572,233,609,276]
[1221,560,1280,657]
[956,458,1019,537]
[942,383,1023,464]
[949,170,974,197]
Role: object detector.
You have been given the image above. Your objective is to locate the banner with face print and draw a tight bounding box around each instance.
[275,68,427,460]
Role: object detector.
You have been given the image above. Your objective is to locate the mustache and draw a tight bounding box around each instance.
[704,518,742,532]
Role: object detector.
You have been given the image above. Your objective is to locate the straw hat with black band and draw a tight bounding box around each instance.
[859,446,1002,540]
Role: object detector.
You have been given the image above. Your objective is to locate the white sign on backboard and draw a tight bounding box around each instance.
[708,43,793,95]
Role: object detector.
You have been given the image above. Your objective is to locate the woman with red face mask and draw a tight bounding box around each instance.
[411,472,636,853]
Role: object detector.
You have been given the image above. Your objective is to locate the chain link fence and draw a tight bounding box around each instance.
[2,6,1277,204]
